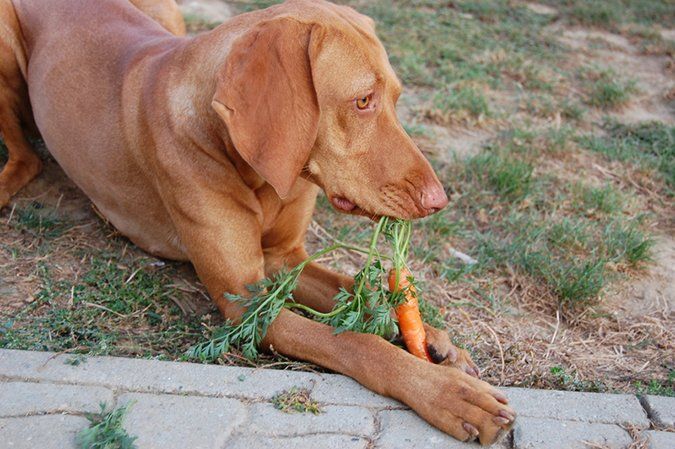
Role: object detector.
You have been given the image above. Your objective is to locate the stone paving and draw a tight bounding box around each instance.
[0,349,673,449]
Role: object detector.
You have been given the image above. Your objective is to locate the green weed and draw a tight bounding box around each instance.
[549,259,606,304]
[547,218,590,250]
[183,13,222,32]
[272,387,322,414]
[550,366,606,392]
[77,402,137,449]
[635,371,675,397]
[15,203,67,238]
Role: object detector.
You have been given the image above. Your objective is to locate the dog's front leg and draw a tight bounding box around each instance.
[269,248,479,377]
[264,309,514,444]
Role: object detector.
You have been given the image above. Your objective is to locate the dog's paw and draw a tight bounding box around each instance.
[399,361,515,445]
[424,324,480,378]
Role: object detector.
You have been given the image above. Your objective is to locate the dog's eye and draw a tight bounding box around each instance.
[356,95,372,110]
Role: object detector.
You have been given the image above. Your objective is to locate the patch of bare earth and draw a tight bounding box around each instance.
[557,27,674,124]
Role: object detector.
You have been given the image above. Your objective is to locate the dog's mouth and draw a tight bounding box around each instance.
[330,195,382,220]
[330,196,357,212]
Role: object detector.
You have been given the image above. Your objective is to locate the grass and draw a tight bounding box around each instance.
[14,202,68,239]
[549,366,606,392]
[423,127,654,309]
[431,86,491,123]
[465,153,534,200]
[357,0,561,90]
[579,121,675,194]
[182,13,221,32]
[582,68,636,109]
[77,402,137,449]
[574,183,623,215]
[543,0,675,29]
[635,370,675,397]
[271,387,322,414]
[1,251,205,357]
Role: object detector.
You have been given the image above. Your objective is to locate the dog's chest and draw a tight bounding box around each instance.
[256,184,283,234]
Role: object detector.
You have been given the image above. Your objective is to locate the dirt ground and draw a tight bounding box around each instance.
[1,0,673,395]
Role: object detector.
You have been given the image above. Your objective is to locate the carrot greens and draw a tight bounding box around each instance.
[187,218,431,362]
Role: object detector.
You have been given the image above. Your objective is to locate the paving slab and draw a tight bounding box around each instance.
[0,414,89,449]
[117,392,248,449]
[513,417,632,449]
[504,387,650,427]
[0,349,398,407]
[0,349,665,449]
[641,395,675,427]
[375,409,510,449]
[0,381,113,417]
[226,434,370,449]
[644,430,675,449]
[246,402,375,437]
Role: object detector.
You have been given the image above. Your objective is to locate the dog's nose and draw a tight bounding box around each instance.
[420,183,449,214]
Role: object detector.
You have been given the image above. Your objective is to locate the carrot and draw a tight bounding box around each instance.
[388,267,432,362]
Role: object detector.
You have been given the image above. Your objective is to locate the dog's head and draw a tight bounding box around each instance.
[212,0,448,219]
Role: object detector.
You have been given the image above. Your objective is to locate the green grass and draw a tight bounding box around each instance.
[579,121,675,193]
[433,86,491,121]
[356,0,560,90]
[574,184,623,215]
[0,254,204,357]
[549,365,606,392]
[603,220,653,266]
[183,13,222,32]
[431,127,654,308]
[543,0,675,29]
[77,402,137,449]
[625,26,675,56]
[14,203,68,239]
[583,68,636,109]
[465,153,534,200]
[635,370,675,397]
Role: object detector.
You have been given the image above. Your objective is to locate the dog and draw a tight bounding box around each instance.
[0,0,515,443]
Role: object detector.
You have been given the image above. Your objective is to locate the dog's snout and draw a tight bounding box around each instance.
[420,183,449,214]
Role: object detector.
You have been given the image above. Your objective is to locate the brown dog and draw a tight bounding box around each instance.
[0,0,515,443]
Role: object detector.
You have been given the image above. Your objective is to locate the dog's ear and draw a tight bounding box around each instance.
[212,18,323,199]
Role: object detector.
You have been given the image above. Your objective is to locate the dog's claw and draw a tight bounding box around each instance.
[493,416,510,426]
[463,422,479,440]
[499,409,516,422]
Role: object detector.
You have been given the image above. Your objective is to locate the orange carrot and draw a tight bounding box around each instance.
[388,267,432,362]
